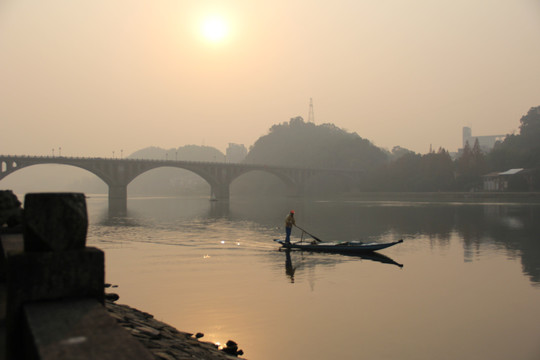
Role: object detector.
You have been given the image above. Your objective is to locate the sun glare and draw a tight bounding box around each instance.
[201,16,229,42]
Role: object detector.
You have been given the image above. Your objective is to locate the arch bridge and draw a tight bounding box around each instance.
[0,155,362,214]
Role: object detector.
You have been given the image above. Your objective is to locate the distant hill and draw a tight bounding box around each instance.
[129,145,225,162]
[233,117,388,197]
[245,117,387,170]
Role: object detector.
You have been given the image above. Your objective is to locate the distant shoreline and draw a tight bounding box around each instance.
[340,191,540,203]
[60,191,540,204]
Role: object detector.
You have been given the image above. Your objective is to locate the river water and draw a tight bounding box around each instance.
[84,195,540,360]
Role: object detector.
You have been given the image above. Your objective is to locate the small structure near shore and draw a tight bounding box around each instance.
[483,168,540,191]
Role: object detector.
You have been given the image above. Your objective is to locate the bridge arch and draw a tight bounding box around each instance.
[230,168,297,197]
[0,158,117,186]
[0,155,363,215]
[0,162,110,192]
[303,172,354,196]
[127,166,210,196]
[230,168,296,187]
[124,163,233,200]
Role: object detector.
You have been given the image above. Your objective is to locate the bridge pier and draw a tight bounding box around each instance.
[108,185,127,215]
[211,184,230,201]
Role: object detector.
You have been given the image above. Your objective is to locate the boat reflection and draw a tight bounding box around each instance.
[340,251,404,268]
[281,248,403,283]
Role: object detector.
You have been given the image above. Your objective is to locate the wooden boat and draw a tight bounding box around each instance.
[274,239,403,253]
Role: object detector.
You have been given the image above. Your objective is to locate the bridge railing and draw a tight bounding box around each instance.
[0,155,362,173]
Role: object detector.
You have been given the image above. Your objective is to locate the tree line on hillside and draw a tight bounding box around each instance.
[236,117,387,196]
[372,105,540,192]
[244,116,387,170]
[244,106,540,193]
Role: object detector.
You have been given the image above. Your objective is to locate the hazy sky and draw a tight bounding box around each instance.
[1,0,539,157]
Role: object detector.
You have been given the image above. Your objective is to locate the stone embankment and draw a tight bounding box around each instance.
[105,298,245,360]
[0,191,245,359]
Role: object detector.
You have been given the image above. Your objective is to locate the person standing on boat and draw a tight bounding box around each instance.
[285,210,295,244]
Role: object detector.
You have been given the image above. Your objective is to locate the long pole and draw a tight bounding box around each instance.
[294,225,322,242]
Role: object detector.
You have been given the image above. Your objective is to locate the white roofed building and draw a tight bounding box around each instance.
[483,168,530,191]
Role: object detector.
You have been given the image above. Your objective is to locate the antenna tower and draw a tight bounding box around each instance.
[308,98,315,123]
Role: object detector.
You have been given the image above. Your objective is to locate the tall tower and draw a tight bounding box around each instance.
[308,98,315,123]
[462,126,472,148]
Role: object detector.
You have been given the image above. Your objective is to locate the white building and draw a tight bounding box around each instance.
[483,168,524,191]
[462,127,505,153]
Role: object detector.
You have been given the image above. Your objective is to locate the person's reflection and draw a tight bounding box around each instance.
[284,249,296,283]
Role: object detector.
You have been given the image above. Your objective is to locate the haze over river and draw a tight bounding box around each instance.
[84,195,540,360]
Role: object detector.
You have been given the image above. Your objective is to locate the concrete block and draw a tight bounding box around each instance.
[6,247,104,306]
[23,298,155,360]
[6,248,104,358]
[23,193,88,252]
[0,233,23,282]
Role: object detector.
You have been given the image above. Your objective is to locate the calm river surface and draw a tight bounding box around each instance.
[85,195,540,360]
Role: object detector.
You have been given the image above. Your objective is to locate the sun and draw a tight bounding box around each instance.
[201,16,229,43]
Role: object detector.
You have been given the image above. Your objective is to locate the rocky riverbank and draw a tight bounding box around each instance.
[104,300,245,360]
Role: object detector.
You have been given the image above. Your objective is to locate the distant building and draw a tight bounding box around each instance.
[226,143,247,163]
[462,127,505,153]
[483,169,524,191]
[483,168,540,191]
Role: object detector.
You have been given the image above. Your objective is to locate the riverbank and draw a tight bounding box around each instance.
[104,299,244,360]
[341,191,540,203]
[0,232,244,360]
[0,289,245,360]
